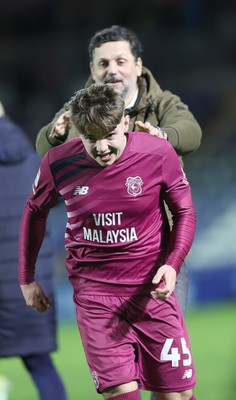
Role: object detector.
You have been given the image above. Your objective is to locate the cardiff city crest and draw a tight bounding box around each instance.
[125,176,143,197]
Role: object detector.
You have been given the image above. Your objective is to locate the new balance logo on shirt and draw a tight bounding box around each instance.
[182,369,192,379]
[73,186,89,195]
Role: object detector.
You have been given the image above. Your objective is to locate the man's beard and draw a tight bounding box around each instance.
[112,85,128,100]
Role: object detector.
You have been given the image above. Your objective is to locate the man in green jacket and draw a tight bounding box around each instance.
[36,25,202,316]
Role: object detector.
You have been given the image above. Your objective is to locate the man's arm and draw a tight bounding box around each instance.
[158,90,202,155]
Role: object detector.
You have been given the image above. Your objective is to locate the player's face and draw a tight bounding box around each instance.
[80,115,130,167]
[90,41,142,107]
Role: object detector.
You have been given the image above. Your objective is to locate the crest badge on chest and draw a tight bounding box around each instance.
[125,176,143,197]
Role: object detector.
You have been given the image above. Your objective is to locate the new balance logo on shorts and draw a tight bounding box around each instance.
[182,369,192,379]
[73,186,89,195]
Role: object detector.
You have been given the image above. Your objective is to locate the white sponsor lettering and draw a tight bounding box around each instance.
[83,227,138,243]
[93,212,123,226]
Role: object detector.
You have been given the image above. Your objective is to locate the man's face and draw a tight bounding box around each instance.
[80,115,130,167]
[90,41,142,106]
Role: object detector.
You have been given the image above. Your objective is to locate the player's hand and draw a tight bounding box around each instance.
[135,121,167,139]
[151,265,176,301]
[20,280,51,312]
[49,111,70,138]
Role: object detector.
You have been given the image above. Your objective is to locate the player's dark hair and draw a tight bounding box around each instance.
[88,25,143,62]
[69,84,125,139]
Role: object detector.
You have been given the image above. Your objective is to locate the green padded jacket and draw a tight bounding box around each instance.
[36,66,202,166]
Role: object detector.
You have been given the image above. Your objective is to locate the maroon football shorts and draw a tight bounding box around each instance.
[74,291,196,393]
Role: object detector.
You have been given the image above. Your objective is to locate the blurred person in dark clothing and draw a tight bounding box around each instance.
[0,102,67,400]
[35,26,202,318]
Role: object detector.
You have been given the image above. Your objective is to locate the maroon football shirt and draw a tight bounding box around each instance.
[19,131,195,294]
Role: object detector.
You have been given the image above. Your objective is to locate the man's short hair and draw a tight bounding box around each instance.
[69,84,125,139]
[88,25,143,62]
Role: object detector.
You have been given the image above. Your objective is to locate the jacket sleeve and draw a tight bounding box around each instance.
[158,90,202,156]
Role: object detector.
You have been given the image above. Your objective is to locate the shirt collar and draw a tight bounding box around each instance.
[125,89,139,110]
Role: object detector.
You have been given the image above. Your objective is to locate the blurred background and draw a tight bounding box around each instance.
[1,0,236,398]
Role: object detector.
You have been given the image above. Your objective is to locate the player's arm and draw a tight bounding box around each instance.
[20,281,51,313]
[19,154,59,311]
[151,191,195,301]
[19,201,53,312]
[151,142,196,300]
[157,90,202,155]
[151,264,177,301]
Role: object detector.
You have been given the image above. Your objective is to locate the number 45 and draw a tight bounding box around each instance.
[160,338,192,368]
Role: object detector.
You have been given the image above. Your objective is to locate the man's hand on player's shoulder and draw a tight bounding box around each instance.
[135,121,168,139]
